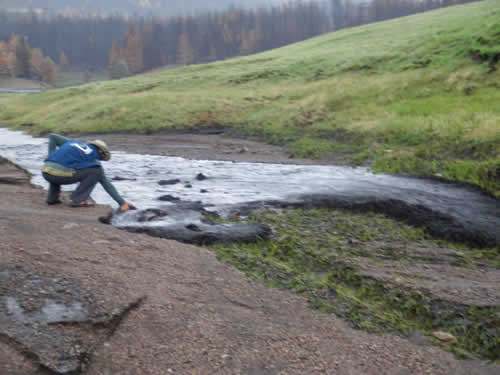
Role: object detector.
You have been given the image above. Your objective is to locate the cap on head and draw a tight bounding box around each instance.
[88,140,111,161]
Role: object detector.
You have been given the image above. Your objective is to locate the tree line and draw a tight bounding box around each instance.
[0,33,58,83]
[0,0,481,81]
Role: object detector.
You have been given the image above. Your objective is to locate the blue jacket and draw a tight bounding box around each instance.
[46,139,102,169]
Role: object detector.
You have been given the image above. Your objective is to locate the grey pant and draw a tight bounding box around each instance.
[42,167,104,203]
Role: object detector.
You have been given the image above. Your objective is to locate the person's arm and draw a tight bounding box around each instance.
[100,173,136,211]
[48,133,70,155]
[100,174,126,206]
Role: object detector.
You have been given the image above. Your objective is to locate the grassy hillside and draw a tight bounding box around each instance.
[1,0,499,195]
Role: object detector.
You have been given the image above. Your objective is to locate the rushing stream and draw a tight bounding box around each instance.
[1,128,499,246]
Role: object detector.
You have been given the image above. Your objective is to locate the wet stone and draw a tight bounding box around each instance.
[158,195,181,202]
[158,179,181,186]
[112,176,137,181]
[196,173,208,181]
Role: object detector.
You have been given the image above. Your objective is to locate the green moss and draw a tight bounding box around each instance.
[211,208,500,361]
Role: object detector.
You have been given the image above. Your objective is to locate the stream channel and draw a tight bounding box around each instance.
[1,128,499,247]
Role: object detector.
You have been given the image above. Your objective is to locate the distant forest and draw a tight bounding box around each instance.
[0,0,481,80]
[0,0,287,17]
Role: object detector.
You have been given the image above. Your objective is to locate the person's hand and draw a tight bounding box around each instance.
[119,202,137,212]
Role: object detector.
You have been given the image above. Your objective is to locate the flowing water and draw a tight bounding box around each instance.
[1,128,499,245]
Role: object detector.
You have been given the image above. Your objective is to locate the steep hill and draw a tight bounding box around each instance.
[0,0,499,195]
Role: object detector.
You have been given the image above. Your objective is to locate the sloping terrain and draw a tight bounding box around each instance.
[1,152,499,374]
[1,0,498,195]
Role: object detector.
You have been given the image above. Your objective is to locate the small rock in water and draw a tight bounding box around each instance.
[158,179,181,186]
[200,189,208,193]
[196,173,208,181]
[185,184,192,188]
[158,195,180,202]
[112,176,137,181]
[432,331,458,344]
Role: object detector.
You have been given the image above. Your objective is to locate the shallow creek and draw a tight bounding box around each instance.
[1,129,498,246]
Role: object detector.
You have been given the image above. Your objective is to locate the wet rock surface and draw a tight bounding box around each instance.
[0,267,144,374]
[285,193,500,248]
[124,222,272,245]
[130,187,499,247]
[117,201,273,244]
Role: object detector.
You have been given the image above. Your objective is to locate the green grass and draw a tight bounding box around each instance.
[210,208,500,361]
[0,0,499,194]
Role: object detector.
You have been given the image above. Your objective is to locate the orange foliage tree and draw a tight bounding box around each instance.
[30,48,45,80]
[0,41,9,76]
[40,56,57,84]
[123,22,144,74]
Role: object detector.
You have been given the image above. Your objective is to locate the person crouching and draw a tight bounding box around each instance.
[41,133,135,211]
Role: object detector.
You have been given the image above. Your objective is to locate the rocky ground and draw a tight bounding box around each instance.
[0,138,499,374]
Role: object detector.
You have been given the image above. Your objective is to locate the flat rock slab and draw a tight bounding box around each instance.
[337,256,500,307]
[1,159,499,375]
[0,267,143,374]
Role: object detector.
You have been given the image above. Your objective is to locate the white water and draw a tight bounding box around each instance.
[0,128,382,209]
[1,128,499,243]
